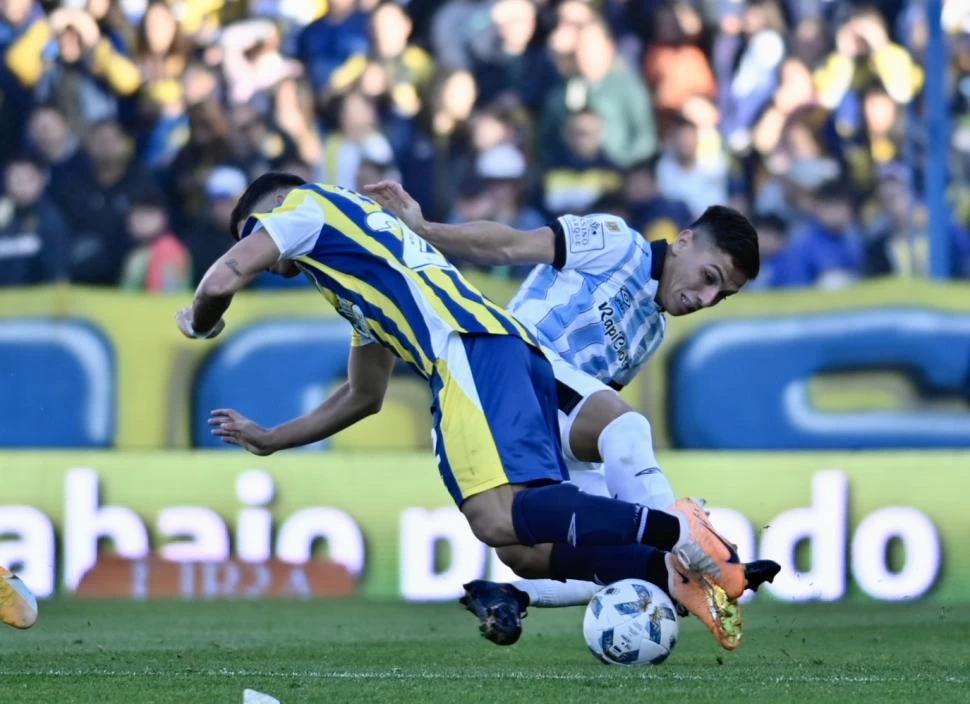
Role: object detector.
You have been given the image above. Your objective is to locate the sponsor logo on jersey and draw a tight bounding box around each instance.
[337,298,372,340]
[598,300,630,368]
[566,216,606,253]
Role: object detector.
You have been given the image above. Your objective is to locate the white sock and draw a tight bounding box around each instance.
[597,412,676,509]
[512,579,602,607]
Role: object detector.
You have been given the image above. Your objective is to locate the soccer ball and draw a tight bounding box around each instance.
[583,579,679,666]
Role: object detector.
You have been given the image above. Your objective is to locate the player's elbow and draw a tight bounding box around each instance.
[354,388,385,417]
[198,275,237,300]
[361,396,383,417]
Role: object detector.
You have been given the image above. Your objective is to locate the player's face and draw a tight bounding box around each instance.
[661,231,746,316]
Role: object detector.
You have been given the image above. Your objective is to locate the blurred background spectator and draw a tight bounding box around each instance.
[0,0,966,290]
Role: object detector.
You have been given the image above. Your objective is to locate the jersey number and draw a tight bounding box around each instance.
[402,230,449,271]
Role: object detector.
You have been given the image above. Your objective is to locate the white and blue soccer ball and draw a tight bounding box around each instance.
[583,579,679,666]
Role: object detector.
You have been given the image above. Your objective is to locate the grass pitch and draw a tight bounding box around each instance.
[0,598,966,703]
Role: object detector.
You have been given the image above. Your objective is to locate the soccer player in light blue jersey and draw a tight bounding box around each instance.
[364,180,777,644]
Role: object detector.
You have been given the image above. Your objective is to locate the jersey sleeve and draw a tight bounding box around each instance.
[242,189,325,260]
[550,213,638,274]
[351,329,376,347]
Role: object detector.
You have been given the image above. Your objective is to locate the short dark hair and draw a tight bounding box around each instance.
[690,205,760,281]
[230,171,307,239]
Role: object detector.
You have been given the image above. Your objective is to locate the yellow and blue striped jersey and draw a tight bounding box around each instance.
[242,183,537,378]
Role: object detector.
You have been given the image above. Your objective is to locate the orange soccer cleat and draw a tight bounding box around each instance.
[665,553,742,650]
[669,498,747,599]
[0,565,38,629]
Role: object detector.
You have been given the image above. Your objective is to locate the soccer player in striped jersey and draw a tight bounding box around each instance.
[176,173,757,650]
[364,180,778,645]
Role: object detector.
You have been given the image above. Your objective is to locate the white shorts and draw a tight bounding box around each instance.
[544,347,613,467]
[566,459,609,496]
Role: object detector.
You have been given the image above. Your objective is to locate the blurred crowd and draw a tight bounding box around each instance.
[1,0,970,292]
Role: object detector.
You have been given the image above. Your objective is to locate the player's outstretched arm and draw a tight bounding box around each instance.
[209,342,395,455]
[176,232,282,339]
[363,180,555,266]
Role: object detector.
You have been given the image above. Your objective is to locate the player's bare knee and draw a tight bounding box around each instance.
[497,546,550,579]
[466,513,516,546]
[570,390,635,462]
[462,490,518,546]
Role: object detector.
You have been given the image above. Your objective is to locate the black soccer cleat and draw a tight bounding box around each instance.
[744,560,782,592]
[459,580,530,646]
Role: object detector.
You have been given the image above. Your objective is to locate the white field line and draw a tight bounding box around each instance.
[0,669,965,685]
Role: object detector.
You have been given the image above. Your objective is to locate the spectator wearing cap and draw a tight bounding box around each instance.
[862,164,970,279]
[50,119,158,285]
[356,137,401,193]
[0,153,69,286]
[540,20,656,169]
[5,5,142,136]
[543,108,623,217]
[623,156,692,243]
[449,142,544,277]
[182,166,247,286]
[771,179,865,288]
[120,192,190,293]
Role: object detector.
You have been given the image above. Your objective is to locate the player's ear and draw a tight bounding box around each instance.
[671,229,694,255]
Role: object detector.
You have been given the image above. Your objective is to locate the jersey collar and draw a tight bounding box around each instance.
[650,240,667,309]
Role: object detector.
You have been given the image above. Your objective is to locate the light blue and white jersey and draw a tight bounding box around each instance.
[509,213,667,388]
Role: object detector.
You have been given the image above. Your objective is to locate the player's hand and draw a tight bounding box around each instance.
[209,409,276,455]
[176,307,226,340]
[362,180,427,235]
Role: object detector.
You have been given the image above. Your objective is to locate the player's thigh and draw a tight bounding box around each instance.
[431,333,567,508]
[549,356,633,463]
